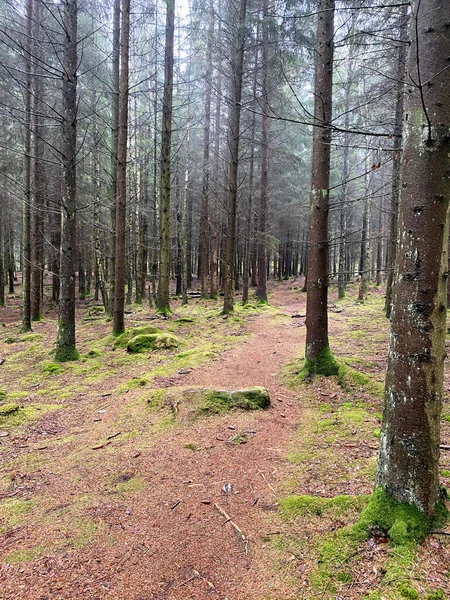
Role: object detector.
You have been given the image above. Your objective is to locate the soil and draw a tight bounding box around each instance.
[0,281,449,600]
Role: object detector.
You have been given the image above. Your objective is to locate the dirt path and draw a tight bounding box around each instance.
[1,289,308,600]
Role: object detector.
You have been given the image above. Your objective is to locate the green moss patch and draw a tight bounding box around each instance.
[42,362,64,375]
[298,346,340,379]
[0,498,33,532]
[279,494,367,520]
[4,546,44,563]
[124,376,149,390]
[354,487,437,544]
[0,403,61,428]
[114,475,144,494]
[127,333,179,353]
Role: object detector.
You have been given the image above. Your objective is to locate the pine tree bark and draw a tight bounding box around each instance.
[385,4,409,318]
[199,5,214,299]
[210,47,222,299]
[242,34,259,306]
[222,0,247,314]
[21,0,33,332]
[31,0,45,322]
[113,0,130,334]
[0,215,4,307]
[55,0,78,361]
[109,0,121,316]
[304,0,336,372]
[157,0,175,315]
[256,0,269,304]
[375,0,450,519]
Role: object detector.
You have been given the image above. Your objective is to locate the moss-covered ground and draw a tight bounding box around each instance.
[274,285,450,599]
[0,281,448,599]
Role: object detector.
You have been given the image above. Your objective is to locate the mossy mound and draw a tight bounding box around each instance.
[0,389,6,401]
[127,333,179,353]
[354,487,435,544]
[0,403,20,418]
[83,349,102,359]
[113,326,160,349]
[42,362,64,375]
[197,386,270,415]
[88,305,105,316]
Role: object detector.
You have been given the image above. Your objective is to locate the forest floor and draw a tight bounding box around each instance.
[0,280,449,600]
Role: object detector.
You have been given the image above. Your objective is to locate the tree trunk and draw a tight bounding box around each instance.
[375,0,450,519]
[256,0,270,303]
[0,215,4,306]
[157,0,175,316]
[31,0,45,322]
[113,0,130,334]
[210,44,222,300]
[199,5,214,299]
[242,34,259,306]
[304,0,336,373]
[385,4,409,318]
[376,199,383,286]
[358,171,370,303]
[21,0,33,332]
[222,0,247,314]
[109,0,121,317]
[55,0,78,362]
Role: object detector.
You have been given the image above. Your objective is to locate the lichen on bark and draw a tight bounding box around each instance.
[375,0,450,520]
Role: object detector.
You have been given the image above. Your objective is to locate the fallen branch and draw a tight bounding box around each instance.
[214,503,248,553]
[440,445,450,450]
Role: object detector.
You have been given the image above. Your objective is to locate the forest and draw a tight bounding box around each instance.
[0,0,449,598]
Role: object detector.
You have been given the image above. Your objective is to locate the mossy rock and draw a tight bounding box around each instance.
[88,305,105,316]
[197,386,270,415]
[113,326,160,349]
[127,333,179,353]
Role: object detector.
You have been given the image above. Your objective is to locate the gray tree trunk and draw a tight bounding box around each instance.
[21,0,33,332]
[256,0,269,304]
[113,0,130,334]
[222,0,247,314]
[55,0,78,361]
[156,0,175,316]
[375,0,450,519]
[304,0,336,371]
[385,4,409,318]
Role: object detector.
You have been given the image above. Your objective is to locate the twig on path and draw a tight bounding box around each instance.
[258,470,276,494]
[430,530,450,536]
[214,503,249,553]
[170,499,182,510]
[440,445,450,450]
[193,568,216,591]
